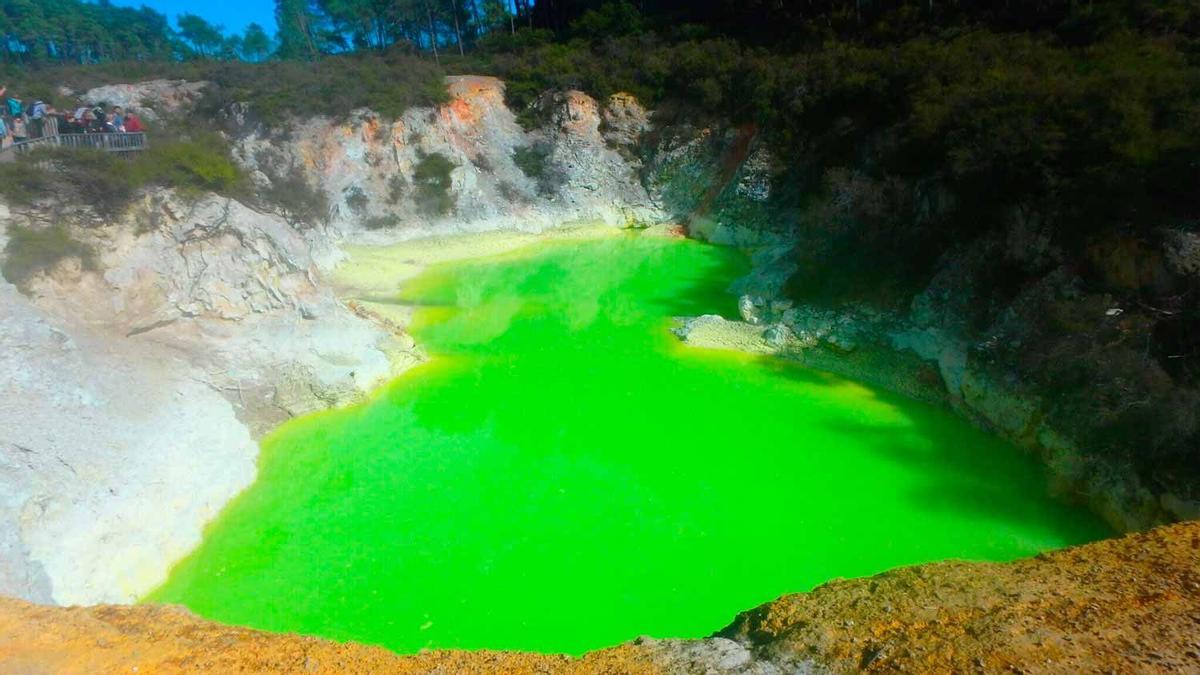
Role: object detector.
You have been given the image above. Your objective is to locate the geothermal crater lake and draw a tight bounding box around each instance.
[149,235,1107,654]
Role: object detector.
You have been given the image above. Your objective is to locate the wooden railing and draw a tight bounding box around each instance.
[0,132,148,162]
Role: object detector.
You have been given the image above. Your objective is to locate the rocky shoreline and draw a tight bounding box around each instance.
[1,521,1195,673]
[672,291,1200,533]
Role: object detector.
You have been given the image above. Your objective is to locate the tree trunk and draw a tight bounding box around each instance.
[424,0,440,65]
[468,0,483,41]
[451,0,465,56]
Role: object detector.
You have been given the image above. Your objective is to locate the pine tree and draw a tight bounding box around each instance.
[275,0,320,59]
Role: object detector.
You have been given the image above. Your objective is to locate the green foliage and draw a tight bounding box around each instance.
[571,2,645,41]
[199,55,449,123]
[1,224,95,291]
[1,55,446,126]
[385,174,407,204]
[0,148,136,217]
[512,144,548,179]
[455,34,769,127]
[130,133,246,197]
[0,161,51,207]
[1013,294,1200,479]
[412,152,456,216]
[512,143,562,196]
[275,0,326,59]
[177,13,226,59]
[260,171,330,228]
[0,0,175,65]
[363,214,401,230]
[0,135,244,219]
[343,185,370,214]
[238,23,274,63]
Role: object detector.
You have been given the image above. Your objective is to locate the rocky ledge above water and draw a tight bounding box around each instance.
[1,521,1196,673]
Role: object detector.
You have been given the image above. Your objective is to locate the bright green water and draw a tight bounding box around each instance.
[149,236,1108,655]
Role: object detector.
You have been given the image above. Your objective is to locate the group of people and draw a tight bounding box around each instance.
[0,85,145,148]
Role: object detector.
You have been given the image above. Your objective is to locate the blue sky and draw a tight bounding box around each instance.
[112,0,277,36]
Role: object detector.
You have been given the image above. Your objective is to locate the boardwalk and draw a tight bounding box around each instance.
[0,132,147,162]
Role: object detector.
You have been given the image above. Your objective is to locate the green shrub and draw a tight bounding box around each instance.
[0,148,135,217]
[385,174,407,204]
[512,144,549,179]
[195,55,449,125]
[363,214,401,230]
[51,148,138,217]
[512,143,564,196]
[131,133,245,196]
[412,152,456,216]
[2,54,448,127]
[0,162,52,207]
[343,186,369,215]
[259,172,329,228]
[1,224,96,291]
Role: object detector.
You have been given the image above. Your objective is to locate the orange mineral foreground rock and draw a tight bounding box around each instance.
[1,522,1198,674]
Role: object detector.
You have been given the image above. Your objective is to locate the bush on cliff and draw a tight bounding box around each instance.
[0,161,52,208]
[2,135,245,218]
[512,143,564,196]
[0,148,136,218]
[413,152,456,216]
[1,224,96,292]
[131,133,246,197]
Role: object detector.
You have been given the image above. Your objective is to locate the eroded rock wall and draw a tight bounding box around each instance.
[658,115,1199,533]
[0,189,417,604]
[234,76,661,242]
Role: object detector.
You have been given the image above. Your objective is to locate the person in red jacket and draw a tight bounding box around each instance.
[123,111,144,133]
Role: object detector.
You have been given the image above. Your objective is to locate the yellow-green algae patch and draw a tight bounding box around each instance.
[149,234,1108,655]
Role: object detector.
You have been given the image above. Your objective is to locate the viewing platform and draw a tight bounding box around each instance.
[0,132,148,162]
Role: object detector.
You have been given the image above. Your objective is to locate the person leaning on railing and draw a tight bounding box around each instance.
[43,106,60,137]
[29,99,47,138]
[10,115,26,143]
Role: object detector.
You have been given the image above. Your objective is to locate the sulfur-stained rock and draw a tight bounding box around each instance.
[234,76,662,241]
[1,523,1198,673]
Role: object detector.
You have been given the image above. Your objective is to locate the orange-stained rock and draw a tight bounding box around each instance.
[2,522,1198,673]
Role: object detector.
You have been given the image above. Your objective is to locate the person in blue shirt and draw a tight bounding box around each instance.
[30,100,47,137]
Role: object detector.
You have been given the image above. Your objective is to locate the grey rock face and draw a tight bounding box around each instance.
[81,80,209,121]
[1164,228,1200,277]
[234,76,663,244]
[640,636,802,674]
[0,279,257,605]
[0,188,416,605]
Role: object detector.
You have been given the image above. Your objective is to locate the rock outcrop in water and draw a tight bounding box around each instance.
[1,521,1196,673]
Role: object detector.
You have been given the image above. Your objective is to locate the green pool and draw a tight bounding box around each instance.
[148,235,1108,654]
